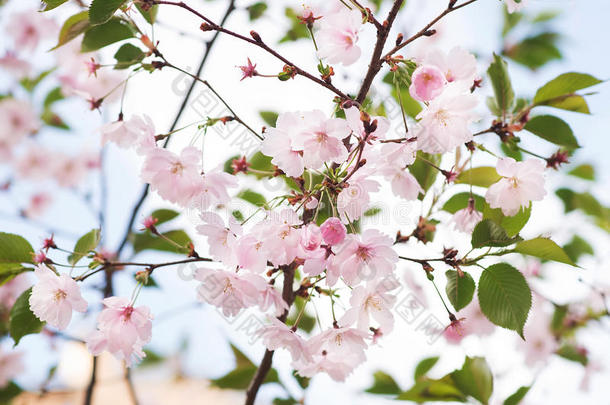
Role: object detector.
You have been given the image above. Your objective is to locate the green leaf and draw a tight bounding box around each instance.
[20,68,55,92]
[211,344,279,389]
[237,189,266,207]
[450,356,494,405]
[44,87,65,109]
[410,152,440,196]
[0,381,23,403]
[81,18,135,52]
[0,232,34,264]
[113,43,145,69]
[89,0,128,25]
[478,263,532,338]
[363,207,382,217]
[568,164,595,181]
[398,375,467,402]
[9,287,45,345]
[538,94,590,114]
[442,193,485,214]
[456,167,500,188]
[502,7,523,37]
[390,85,423,119]
[471,220,522,248]
[68,229,101,266]
[482,203,531,237]
[279,8,309,43]
[504,32,561,70]
[42,0,69,11]
[149,209,180,225]
[556,343,588,365]
[259,111,278,127]
[563,235,593,263]
[487,53,515,115]
[247,2,268,21]
[550,304,568,333]
[365,371,401,395]
[524,115,579,149]
[136,4,159,24]
[41,109,70,130]
[513,237,577,266]
[504,385,531,405]
[138,349,164,367]
[132,230,191,254]
[414,356,440,380]
[52,11,90,50]
[533,72,602,105]
[446,270,476,312]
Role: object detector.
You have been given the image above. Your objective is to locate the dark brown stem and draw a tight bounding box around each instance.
[83,357,97,405]
[355,0,404,104]
[382,0,479,60]
[152,0,350,101]
[244,265,296,405]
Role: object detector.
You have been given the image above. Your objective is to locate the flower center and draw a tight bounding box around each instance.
[170,161,184,174]
[356,245,372,262]
[54,289,67,302]
[364,295,382,311]
[435,110,450,127]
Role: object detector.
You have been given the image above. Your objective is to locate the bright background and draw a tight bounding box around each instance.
[1,0,609,404]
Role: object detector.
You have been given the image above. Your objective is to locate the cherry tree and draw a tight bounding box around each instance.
[0,0,608,404]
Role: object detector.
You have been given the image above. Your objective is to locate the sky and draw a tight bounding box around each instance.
[1,0,609,404]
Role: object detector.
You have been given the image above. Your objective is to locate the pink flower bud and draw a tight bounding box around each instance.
[320,217,346,246]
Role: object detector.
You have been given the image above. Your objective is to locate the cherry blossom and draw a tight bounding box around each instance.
[452,198,483,233]
[345,106,390,140]
[505,0,528,14]
[195,268,266,317]
[379,165,423,200]
[339,276,400,333]
[260,111,305,177]
[0,274,29,310]
[192,170,237,211]
[259,317,308,361]
[293,327,368,381]
[141,146,203,206]
[423,47,478,85]
[328,229,398,286]
[53,153,89,188]
[409,65,447,101]
[24,192,53,219]
[5,11,57,51]
[0,99,39,147]
[0,347,23,388]
[320,217,347,246]
[86,297,153,366]
[316,9,362,66]
[29,264,87,330]
[292,110,350,169]
[14,145,53,181]
[100,114,156,153]
[414,85,478,153]
[485,157,546,216]
[444,300,495,344]
[298,224,328,276]
[336,172,380,222]
[196,212,241,266]
[0,52,31,79]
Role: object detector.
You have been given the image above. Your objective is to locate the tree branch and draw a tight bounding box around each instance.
[152,0,350,101]
[355,0,404,104]
[244,264,296,405]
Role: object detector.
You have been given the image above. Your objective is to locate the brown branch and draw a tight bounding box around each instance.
[355,0,405,104]
[381,0,479,60]
[244,264,296,405]
[152,0,350,101]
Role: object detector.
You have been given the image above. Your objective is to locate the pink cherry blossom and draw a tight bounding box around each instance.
[24,192,53,219]
[236,235,268,273]
[316,9,362,66]
[485,157,546,216]
[293,327,368,381]
[258,286,289,317]
[379,165,423,200]
[298,224,328,276]
[328,229,398,286]
[5,11,57,51]
[86,297,153,366]
[0,98,39,147]
[259,317,308,361]
[260,112,305,177]
[0,347,23,388]
[197,212,240,266]
[292,110,350,169]
[337,172,380,222]
[141,146,202,206]
[345,106,390,140]
[424,47,478,85]
[414,85,478,153]
[191,170,238,211]
[53,153,89,188]
[257,209,303,266]
[0,274,29,310]
[409,65,447,101]
[519,298,557,366]
[339,276,400,333]
[29,264,87,330]
[100,115,156,154]
[195,268,266,317]
[14,145,53,181]
[444,300,495,344]
[452,198,483,233]
[320,217,347,246]
[0,52,31,79]
[379,140,418,168]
